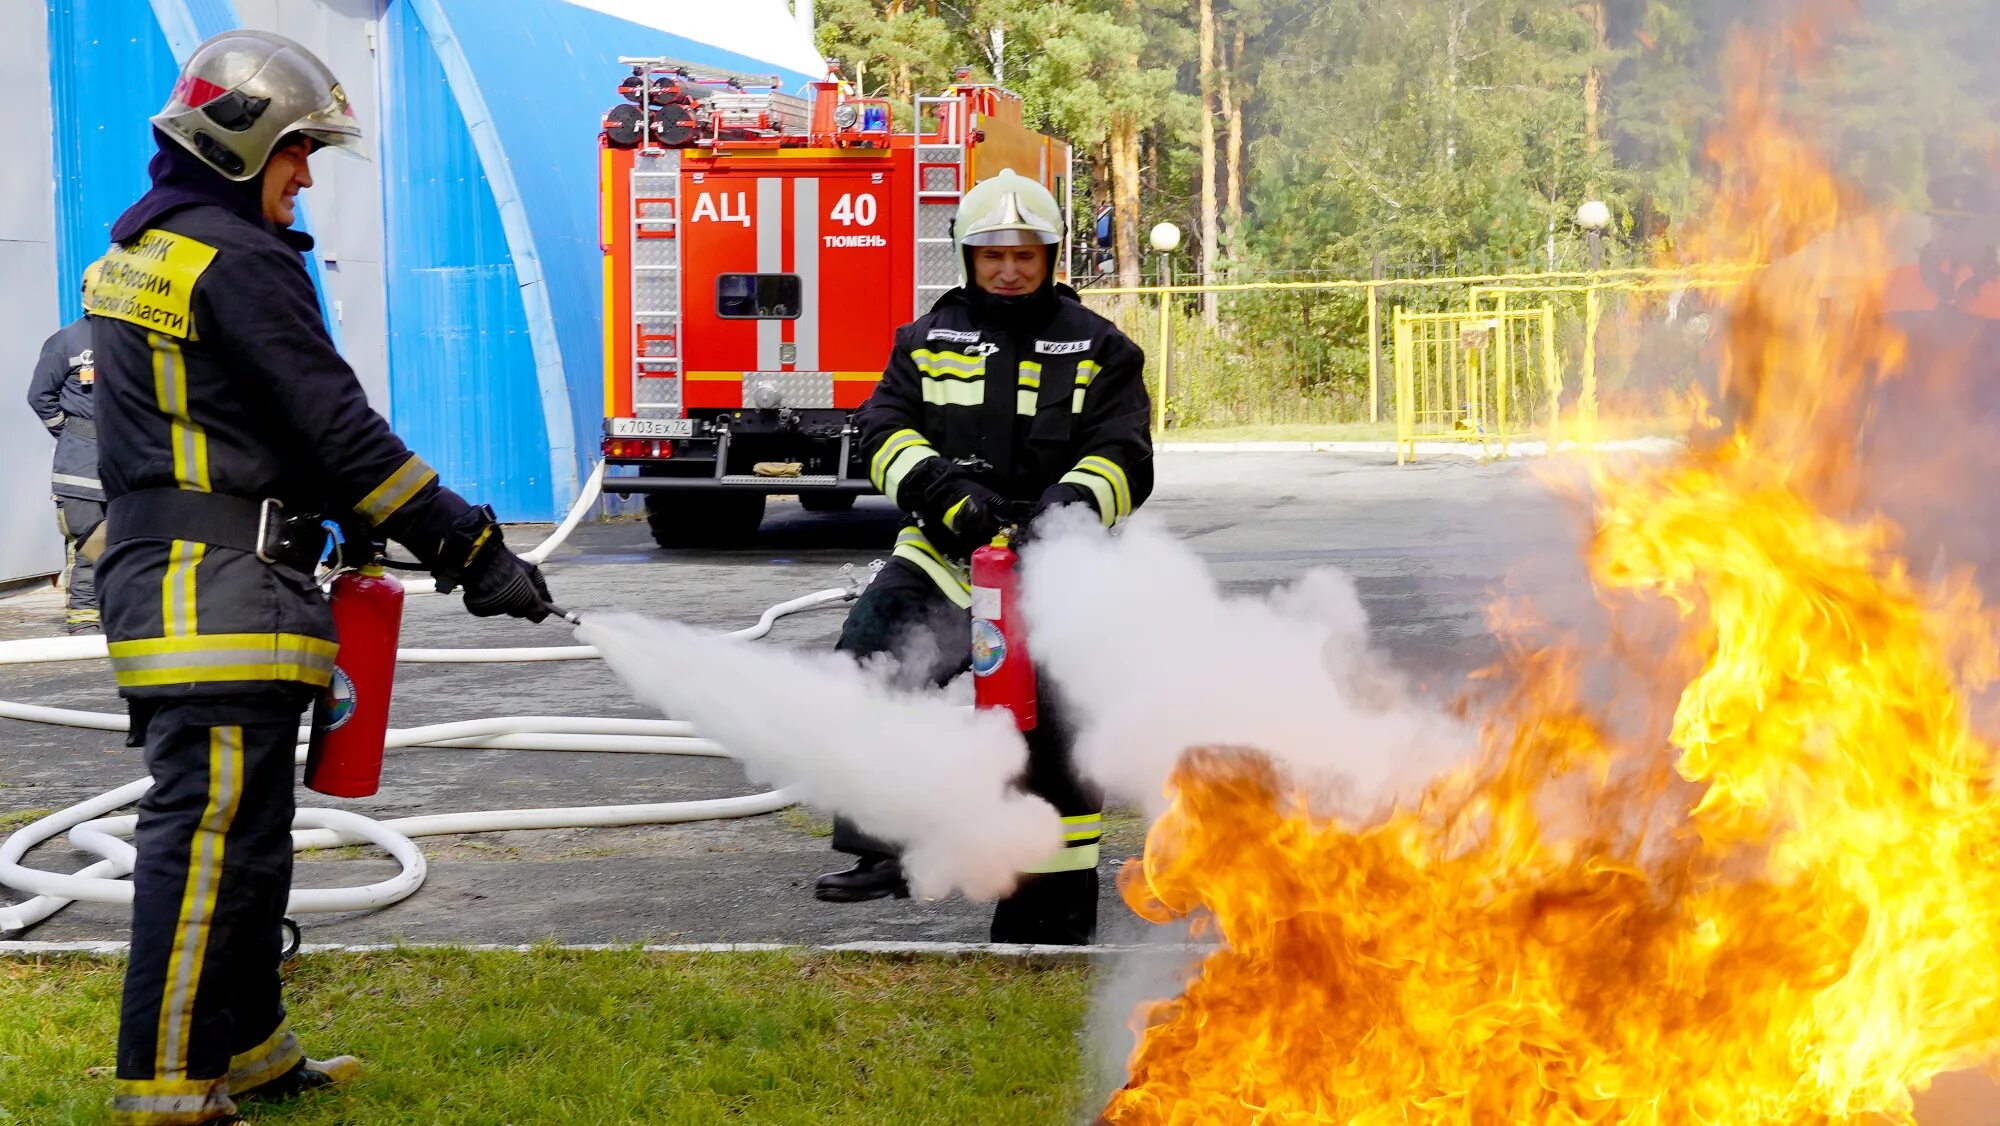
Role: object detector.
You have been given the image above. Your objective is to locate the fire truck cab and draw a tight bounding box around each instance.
[599,60,1072,547]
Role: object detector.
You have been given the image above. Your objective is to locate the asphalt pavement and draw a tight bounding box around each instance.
[0,449,1585,946]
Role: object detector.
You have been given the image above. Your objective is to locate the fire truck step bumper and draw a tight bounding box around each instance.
[608,476,874,496]
[720,473,843,486]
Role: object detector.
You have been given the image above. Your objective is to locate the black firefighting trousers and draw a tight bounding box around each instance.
[56,496,103,629]
[113,695,310,1125]
[828,557,1104,945]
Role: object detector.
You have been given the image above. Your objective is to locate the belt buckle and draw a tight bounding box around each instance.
[256,497,286,564]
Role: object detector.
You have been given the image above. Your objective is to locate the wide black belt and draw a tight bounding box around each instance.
[106,489,330,572]
[63,417,96,439]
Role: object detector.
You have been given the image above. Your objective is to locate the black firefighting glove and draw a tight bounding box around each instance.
[933,483,1025,558]
[435,505,554,622]
[464,550,554,623]
[1030,482,1097,524]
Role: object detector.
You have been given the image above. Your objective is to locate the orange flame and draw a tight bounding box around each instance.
[1103,28,2000,1126]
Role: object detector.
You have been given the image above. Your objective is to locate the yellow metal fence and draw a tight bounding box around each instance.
[1392,304,1556,463]
[1076,265,1749,456]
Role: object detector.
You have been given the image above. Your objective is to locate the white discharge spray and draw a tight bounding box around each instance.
[578,613,1062,900]
[1021,512,1471,819]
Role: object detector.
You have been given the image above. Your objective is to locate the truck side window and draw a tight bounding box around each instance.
[717,273,802,320]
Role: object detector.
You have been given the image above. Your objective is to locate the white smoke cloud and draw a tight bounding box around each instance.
[1020,509,1471,820]
[577,612,1062,900]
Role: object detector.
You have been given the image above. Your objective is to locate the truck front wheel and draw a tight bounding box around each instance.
[645,492,767,548]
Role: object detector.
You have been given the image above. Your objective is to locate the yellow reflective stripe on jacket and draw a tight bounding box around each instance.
[921,379,985,407]
[915,349,986,407]
[108,633,340,689]
[1062,813,1104,842]
[871,428,938,501]
[1016,362,1042,416]
[356,453,438,526]
[892,526,972,608]
[1070,359,1102,414]
[160,540,204,638]
[152,335,209,492]
[1077,455,1132,517]
[912,349,987,379]
[1062,454,1134,527]
[944,495,970,532]
[1023,813,1103,873]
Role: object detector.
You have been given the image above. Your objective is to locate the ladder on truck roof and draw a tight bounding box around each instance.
[914,94,968,317]
[629,149,683,416]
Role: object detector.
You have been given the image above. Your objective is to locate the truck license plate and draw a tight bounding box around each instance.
[609,417,694,439]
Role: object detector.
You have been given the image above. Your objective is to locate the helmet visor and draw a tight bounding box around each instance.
[294,93,369,162]
[963,227,1059,247]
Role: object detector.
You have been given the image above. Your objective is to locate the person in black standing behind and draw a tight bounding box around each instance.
[27,260,107,633]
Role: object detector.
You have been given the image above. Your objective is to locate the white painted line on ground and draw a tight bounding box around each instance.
[1,939,1213,959]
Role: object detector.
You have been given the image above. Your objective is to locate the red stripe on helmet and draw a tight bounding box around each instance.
[174,75,229,108]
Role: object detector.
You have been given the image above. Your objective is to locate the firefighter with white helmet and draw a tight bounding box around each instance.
[815,169,1154,944]
[94,30,553,1124]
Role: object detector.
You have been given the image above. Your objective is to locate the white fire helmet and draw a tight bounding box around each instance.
[954,169,1064,260]
[152,29,367,182]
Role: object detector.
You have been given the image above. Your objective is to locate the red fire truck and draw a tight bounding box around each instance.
[598,60,1073,547]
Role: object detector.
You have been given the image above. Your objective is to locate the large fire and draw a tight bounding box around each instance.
[1102,31,2000,1126]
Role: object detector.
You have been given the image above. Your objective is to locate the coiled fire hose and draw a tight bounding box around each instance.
[0,465,870,933]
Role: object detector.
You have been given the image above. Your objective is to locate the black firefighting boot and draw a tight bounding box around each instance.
[989,869,1098,946]
[814,854,910,902]
[234,1055,363,1102]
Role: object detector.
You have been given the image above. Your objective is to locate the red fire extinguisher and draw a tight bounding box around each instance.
[306,562,405,798]
[971,532,1037,732]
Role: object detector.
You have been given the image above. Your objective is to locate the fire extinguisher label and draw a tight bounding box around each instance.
[326,668,357,731]
[970,618,1007,677]
[970,585,1002,620]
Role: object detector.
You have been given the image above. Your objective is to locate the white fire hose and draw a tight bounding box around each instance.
[0,464,868,933]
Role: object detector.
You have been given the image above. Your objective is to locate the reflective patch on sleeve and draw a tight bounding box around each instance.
[355,454,439,527]
[95,231,220,340]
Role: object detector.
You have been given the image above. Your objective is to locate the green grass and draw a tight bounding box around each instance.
[777,807,837,840]
[0,809,53,832]
[0,950,1094,1125]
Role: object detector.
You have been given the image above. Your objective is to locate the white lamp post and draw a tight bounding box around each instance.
[1148,223,1182,430]
[1574,200,1611,441]
[1576,200,1611,271]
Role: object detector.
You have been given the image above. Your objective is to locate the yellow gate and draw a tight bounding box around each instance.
[1393,303,1557,464]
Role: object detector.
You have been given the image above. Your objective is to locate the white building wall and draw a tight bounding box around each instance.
[0,0,66,584]
[235,0,393,413]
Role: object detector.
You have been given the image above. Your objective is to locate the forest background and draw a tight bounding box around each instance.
[816,0,2000,428]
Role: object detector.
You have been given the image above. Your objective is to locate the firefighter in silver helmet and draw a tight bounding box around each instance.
[814,169,1154,945]
[94,31,554,1124]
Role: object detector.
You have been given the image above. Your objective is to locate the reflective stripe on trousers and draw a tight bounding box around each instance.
[115,702,306,1124]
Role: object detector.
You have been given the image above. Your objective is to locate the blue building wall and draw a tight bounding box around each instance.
[435,0,822,516]
[44,0,819,522]
[46,0,180,321]
[47,0,341,335]
[381,0,549,516]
